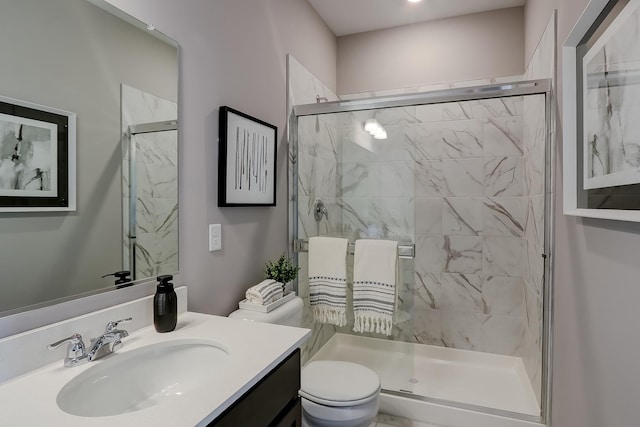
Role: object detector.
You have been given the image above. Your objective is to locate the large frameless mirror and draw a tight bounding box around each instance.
[0,0,179,317]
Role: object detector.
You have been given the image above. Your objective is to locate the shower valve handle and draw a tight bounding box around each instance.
[314,200,328,221]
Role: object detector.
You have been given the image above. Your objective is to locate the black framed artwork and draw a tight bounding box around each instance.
[218,106,277,207]
[0,96,76,212]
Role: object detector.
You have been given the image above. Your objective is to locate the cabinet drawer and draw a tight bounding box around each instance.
[271,398,301,427]
[209,348,300,427]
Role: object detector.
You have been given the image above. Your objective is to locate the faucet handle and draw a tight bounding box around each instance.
[48,333,85,351]
[105,317,132,333]
[48,333,87,367]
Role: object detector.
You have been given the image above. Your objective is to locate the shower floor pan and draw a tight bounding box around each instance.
[309,333,539,417]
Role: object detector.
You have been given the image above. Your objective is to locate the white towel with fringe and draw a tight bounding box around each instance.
[245,279,283,305]
[353,239,398,336]
[308,236,349,327]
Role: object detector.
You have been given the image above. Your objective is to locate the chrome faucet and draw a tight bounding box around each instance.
[48,318,132,367]
[87,318,131,361]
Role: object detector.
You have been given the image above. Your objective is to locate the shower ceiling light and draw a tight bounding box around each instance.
[363,118,387,139]
[364,119,380,133]
[373,129,388,140]
[364,119,387,139]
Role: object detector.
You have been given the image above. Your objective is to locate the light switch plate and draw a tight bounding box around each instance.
[209,224,222,252]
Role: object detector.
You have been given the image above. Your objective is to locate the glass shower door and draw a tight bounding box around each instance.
[292,82,551,421]
[295,107,417,395]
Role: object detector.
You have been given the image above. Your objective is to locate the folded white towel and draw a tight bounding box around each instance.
[353,239,398,336]
[245,279,283,305]
[308,236,349,327]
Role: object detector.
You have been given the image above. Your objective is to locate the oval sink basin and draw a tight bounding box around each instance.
[57,338,229,417]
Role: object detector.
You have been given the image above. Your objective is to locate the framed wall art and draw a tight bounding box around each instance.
[218,106,277,207]
[0,96,76,212]
[564,0,640,221]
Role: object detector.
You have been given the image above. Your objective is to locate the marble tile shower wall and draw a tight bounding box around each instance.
[287,55,342,363]
[122,84,178,280]
[338,98,536,360]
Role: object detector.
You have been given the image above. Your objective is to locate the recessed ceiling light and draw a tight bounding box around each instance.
[408,0,422,3]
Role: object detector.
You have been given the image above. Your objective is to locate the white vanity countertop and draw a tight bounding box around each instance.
[0,312,310,426]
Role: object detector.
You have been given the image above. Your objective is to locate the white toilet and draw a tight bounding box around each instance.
[229,296,381,427]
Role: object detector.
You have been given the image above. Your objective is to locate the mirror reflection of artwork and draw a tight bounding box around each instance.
[583,0,640,189]
[0,117,56,197]
[0,97,73,211]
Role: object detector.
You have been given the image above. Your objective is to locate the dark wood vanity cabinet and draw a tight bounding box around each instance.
[208,349,301,427]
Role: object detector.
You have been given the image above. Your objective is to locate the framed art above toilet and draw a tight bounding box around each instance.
[218,106,277,207]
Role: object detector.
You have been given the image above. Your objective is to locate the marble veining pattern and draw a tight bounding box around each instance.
[136,197,178,234]
[483,276,525,317]
[483,197,526,237]
[483,236,525,277]
[442,158,485,196]
[414,272,442,310]
[442,197,483,235]
[440,272,485,313]
[483,116,524,157]
[441,311,483,350]
[443,235,483,274]
[134,131,178,166]
[415,160,447,197]
[121,84,178,279]
[291,33,552,406]
[484,156,525,197]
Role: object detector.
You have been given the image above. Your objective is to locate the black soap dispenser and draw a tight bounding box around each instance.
[101,271,132,288]
[154,274,177,333]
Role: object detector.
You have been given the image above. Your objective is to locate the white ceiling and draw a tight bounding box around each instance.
[308,0,526,37]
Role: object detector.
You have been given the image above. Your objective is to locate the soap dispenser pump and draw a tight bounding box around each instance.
[154,274,177,333]
[101,270,132,288]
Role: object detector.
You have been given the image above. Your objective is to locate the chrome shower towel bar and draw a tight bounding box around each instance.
[293,239,415,259]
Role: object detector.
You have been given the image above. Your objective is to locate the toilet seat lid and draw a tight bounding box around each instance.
[300,361,380,406]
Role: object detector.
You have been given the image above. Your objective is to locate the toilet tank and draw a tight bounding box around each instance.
[228,296,304,327]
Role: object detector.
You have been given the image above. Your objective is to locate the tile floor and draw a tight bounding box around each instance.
[370,412,440,427]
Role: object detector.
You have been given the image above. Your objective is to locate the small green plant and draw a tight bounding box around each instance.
[265,254,300,286]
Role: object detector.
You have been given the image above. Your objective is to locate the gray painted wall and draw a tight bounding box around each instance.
[526,1,640,426]
[0,0,176,313]
[336,7,525,94]
[94,1,640,425]
[105,0,337,316]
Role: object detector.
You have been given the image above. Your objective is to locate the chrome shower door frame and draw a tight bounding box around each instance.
[289,79,554,426]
